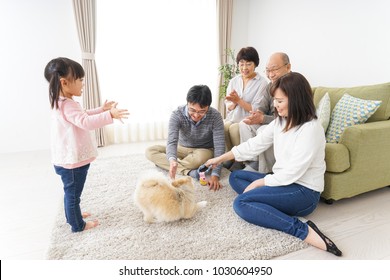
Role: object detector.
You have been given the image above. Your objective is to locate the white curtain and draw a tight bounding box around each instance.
[216,0,233,116]
[72,0,106,146]
[96,0,217,144]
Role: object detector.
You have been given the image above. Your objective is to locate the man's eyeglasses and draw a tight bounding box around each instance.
[265,63,289,74]
[188,106,208,116]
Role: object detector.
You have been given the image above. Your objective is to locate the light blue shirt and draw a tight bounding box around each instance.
[225,72,269,123]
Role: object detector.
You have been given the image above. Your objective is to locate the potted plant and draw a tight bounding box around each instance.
[218,49,240,100]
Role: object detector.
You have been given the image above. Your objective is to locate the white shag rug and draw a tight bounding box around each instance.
[47,154,308,260]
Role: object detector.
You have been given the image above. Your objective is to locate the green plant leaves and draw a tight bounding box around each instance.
[219,49,240,99]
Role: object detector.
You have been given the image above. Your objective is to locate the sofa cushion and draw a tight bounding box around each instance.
[313,82,390,122]
[325,94,382,143]
[325,143,350,172]
[316,92,331,132]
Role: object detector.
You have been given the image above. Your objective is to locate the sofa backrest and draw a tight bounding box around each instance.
[313,82,390,122]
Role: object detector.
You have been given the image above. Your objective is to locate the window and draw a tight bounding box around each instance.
[97,0,217,143]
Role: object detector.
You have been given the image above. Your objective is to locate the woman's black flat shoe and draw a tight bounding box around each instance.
[307,220,342,257]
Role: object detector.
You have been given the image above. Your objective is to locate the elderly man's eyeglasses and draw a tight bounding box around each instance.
[188,106,208,116]
[265,63,289,74]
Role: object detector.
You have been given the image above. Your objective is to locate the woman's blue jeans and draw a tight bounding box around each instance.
[54,164,90,232]
[229,170,320,240]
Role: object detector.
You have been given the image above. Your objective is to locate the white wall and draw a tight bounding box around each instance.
[230,0,249,55]
[1,0,389,153]
[0,0,80,154]
[232,0,390,87]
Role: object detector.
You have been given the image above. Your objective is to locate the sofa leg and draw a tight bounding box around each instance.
[322,198,334,205]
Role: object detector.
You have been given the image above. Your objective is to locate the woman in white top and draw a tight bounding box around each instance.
[206,72,342,256]
[224,47,268,152]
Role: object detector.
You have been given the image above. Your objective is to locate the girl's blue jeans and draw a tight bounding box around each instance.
[229,170,321,240]
[54,164,90,232]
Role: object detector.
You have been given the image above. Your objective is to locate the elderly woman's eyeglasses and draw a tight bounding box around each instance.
[238,62,255,68]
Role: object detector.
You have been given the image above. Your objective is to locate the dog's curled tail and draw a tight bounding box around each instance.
[141,179,162,188]
[171,176,192,188]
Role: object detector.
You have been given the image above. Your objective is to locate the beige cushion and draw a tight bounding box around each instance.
[316,92,331,132]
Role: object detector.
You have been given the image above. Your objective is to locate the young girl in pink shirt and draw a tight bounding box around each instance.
[44,57,129,232]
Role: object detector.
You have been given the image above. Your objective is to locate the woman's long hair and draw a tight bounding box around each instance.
[270,72,317,131]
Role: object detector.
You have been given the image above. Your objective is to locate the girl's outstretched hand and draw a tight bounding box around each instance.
[110,103,130,123]
[102,100,116,111]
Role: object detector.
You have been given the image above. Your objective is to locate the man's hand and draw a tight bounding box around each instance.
[208,175,222,191]
[169,160,178,179]
[243,110,264,125]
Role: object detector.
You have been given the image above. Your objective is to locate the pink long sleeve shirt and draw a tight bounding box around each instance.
[50,97,113,169]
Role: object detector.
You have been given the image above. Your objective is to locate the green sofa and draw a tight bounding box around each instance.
[313,82,390,203]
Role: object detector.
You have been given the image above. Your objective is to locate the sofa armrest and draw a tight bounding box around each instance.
[339,120,390,178]
[325,143,350,172]
[340,120,390,146]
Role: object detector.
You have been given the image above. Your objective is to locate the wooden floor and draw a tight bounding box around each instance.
[1,142,389,260]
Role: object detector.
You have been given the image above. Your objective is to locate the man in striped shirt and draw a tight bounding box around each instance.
[146,85,225,191]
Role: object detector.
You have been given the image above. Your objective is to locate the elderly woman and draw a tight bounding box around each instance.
[223,46,268,169]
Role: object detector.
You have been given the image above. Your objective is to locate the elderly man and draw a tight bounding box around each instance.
[239,52,291,172]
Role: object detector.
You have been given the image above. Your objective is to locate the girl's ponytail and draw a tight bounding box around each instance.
[44,59,63,109]
[48,72,61,109]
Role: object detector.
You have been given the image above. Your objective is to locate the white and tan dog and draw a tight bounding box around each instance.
[134,172,207,223]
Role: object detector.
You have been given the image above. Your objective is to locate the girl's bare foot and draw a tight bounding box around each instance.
[84,220,99,231]
[82,212,91,218]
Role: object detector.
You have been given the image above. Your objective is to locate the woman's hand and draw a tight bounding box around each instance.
[225,90,252,112]
[205,151,235,169]
[225,90,241,104]
[226,102,237,111]
[205,157,222,170]
[244,178,265,193]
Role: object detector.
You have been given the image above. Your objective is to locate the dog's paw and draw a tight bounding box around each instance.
[197,201,207,208]
[143,215,155,223]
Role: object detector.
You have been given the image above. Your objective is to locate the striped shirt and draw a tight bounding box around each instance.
[167,105,225,177]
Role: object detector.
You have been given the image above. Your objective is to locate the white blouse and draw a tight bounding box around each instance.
[225,72,268,123]
[232,118,326,192]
